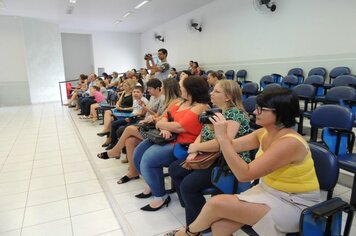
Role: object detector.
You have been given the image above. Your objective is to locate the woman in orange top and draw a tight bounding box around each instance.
[133,76,210,212]
[166,88,321,236]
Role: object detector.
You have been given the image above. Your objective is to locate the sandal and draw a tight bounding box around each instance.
[164,229,179,236]
[97,152,109,159]
[117,175,139,184]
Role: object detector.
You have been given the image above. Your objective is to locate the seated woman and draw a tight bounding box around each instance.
[133,76,210,211]
[97,78,181,184]
[97,79,135,144]
[168,80,251,226]
[65,74,88,108]
[166,88,321,236]
[191,61,201,76]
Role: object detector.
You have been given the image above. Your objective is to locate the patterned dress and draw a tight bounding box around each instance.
[200,107,251,162]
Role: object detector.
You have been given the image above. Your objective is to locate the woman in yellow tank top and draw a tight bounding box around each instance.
[165,88,321,236]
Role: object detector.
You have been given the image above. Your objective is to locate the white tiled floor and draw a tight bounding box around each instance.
[0,103,355,236]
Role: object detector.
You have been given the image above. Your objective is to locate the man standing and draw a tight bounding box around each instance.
[145,48,170,81]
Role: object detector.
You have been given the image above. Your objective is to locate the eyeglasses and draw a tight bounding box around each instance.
[255,105,276,115]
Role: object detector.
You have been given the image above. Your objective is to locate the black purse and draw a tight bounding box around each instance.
[139,111,177,145]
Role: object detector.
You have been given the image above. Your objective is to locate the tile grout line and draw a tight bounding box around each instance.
[54,103,75,236]
[66,105,134,236]
[19,105,42,235]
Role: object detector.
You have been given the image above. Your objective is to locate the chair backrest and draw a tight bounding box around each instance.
[243,96,257,114]
[329,66,351,81]
[260,75,275,90]
[325,86,356,104]
[309,142,339,194]
[304,75,324,86]
[293,84,315,98]
[225,70,235,80]
[264,83,281,91]
[217,70,224,74]
[332,75,356,87]
[242,82,259,97]
[288,68,304,84]
[310,105,354,130]
[236,69,247,79]
[308,67,327,79]
[281,75,298,89]
[304,75,325,97]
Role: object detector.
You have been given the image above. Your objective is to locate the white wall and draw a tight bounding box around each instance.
[0,16,65,106]
[22,18,65,104]
[0,16,31,106]
[140,0,356,81]
[91,32,141,74]
[61,33,94,81]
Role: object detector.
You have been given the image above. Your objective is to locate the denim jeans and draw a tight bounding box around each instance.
[133,139,175,197]
[169,159,215,225]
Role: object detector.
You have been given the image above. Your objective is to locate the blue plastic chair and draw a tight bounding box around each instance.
[242,82,259,101]
[259,75,275,91]
[225,70,235,80]
[293,84,315,134]
[236,69,248,86]
[288,68,304,84]
[308,67,327,80]
[309,105,353,142]
[281,75,298,89]
[332,74,356,88]
[242,142,354,236]
[329,66,351,84]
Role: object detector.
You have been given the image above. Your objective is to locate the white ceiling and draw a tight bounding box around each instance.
[0,0,215,33]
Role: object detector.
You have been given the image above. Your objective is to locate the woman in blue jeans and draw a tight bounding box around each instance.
[133,76,210,211]
[168,80,251,225]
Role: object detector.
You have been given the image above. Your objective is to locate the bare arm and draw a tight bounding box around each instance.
[211,113,306,182]
[189,120,240,153]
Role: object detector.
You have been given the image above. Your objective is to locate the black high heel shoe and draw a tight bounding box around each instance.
[140,196,171,211]
[97,131,110,137]
[135,192,152,199]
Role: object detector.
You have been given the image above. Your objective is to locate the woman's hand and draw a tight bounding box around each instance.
[186,152,198,161]
[188,143,199,154]
[160,129,172,140]
[209,113,229,141]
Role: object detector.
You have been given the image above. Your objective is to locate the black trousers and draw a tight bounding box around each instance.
[168,159,215,225]
[83,99,96,116]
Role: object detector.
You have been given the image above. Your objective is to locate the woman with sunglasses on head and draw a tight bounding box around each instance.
[165,87,321,236]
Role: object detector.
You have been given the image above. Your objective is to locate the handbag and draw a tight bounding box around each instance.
[180,151,221,170]
[211,158,251,194]
[145,129,177,145]
[140,111,177,145]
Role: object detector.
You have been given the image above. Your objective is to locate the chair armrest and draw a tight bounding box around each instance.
[328,127,355,136]
[308,198,349,218]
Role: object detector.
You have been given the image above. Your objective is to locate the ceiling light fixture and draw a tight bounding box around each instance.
[135,1,150,9]
[69,0,77,4]
[114,20,122,25]
[123,12,132,18]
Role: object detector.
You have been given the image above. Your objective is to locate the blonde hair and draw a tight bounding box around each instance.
[217,80,245,112]
[123,79,136,91]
